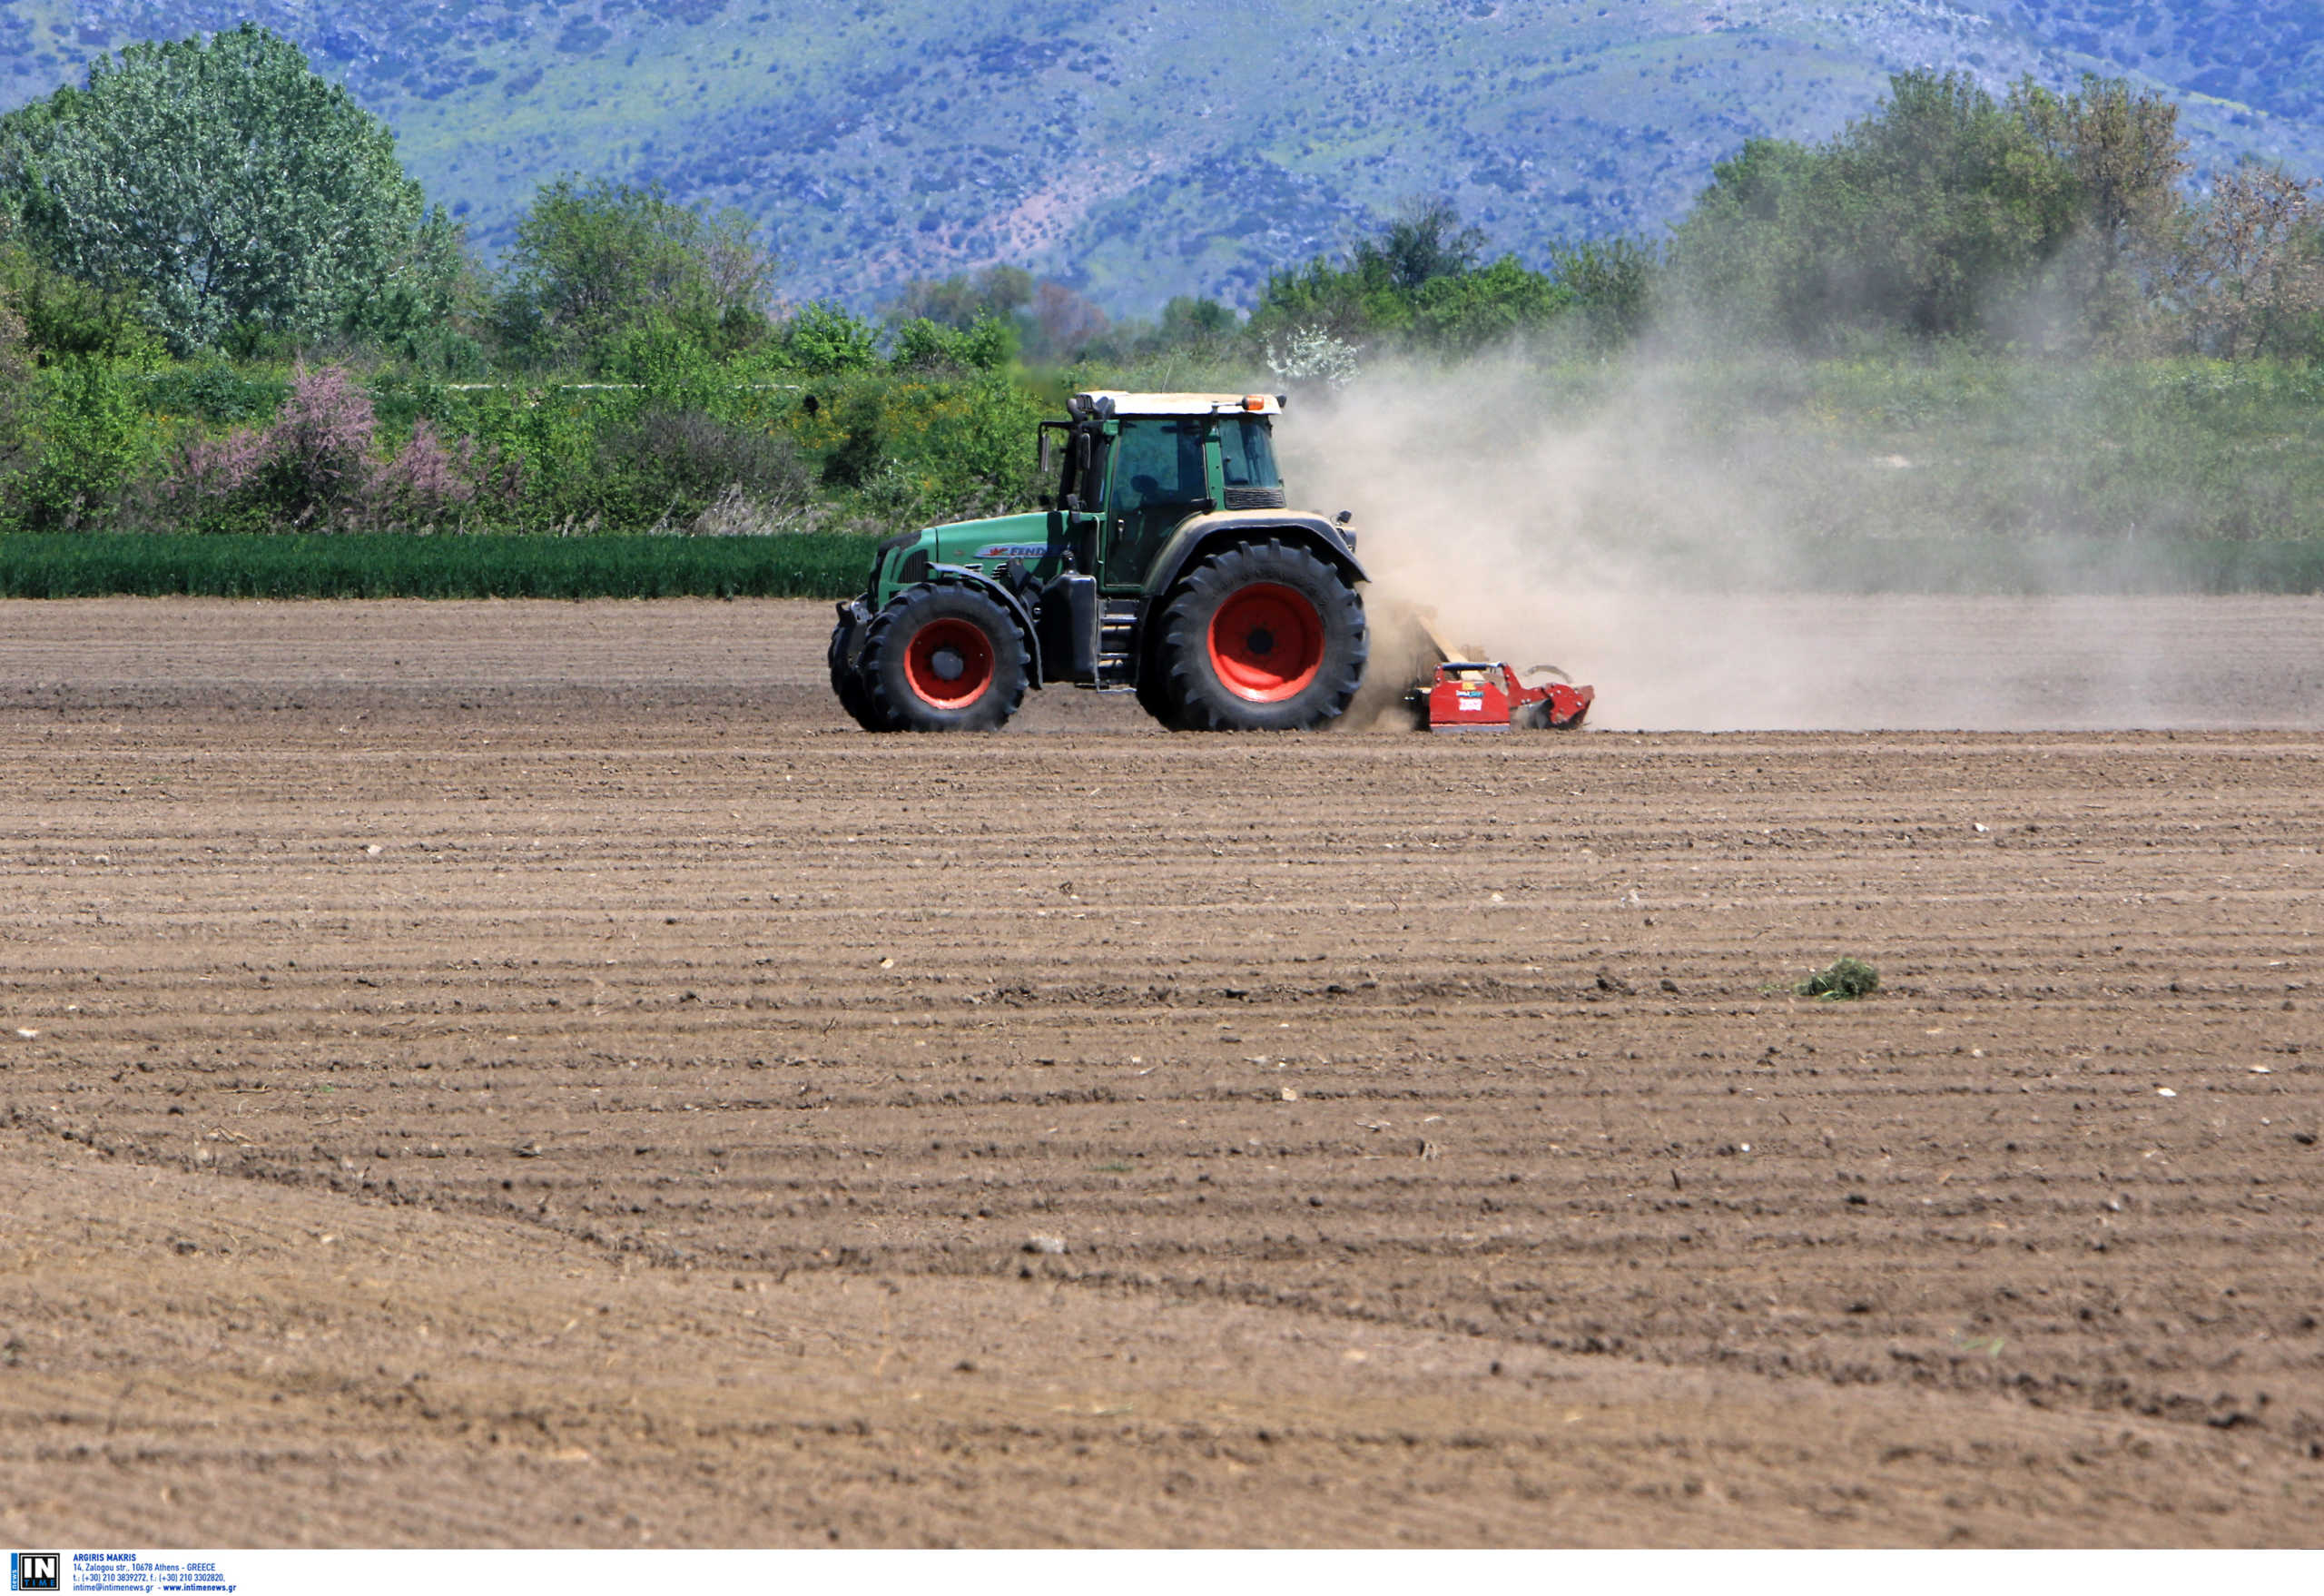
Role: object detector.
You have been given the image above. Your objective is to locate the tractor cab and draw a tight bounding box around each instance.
[1042,392,1291,591]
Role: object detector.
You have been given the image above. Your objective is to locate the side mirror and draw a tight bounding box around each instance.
[1039,432,1053,476]
[1076,432,1093,474]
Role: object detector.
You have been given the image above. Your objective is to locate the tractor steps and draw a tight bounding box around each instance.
[1097,598,1139,686]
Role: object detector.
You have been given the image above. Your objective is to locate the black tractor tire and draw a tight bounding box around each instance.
[1157,539,1366,732]
[1132,637,1183,729]
[859,580,1029,733]
[827,602,894,732]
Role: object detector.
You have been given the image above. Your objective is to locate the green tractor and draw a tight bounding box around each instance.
[828,390,1367,733]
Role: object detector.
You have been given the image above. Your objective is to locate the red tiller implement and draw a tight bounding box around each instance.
[1405,616,1595,733]
[1423,660,1594,732]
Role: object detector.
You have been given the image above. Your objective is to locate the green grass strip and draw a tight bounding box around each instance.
[0,533,881,600]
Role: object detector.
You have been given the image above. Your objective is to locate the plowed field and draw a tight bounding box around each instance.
[0,597,2319,1548]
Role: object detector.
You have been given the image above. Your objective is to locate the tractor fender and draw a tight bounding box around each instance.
[1141,511,1368,601]
[923,564,1045,686]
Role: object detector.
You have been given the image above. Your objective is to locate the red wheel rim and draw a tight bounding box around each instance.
[1207,582,1324,703]
[902,616,995,709]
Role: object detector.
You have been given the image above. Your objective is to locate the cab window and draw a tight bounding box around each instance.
[1108,419,1207,511]
[1218,418,1278,488]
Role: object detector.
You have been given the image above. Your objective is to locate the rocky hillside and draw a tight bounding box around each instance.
[1,0,2317,311]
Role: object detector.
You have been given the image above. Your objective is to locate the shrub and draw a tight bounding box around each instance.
[1798,958,1881,1000]
[12,355,151,529]
[781,301,881,374]
[368,418,521,530]
[597,406,812,531]
[804,368,1045,532]
[889,313,1015,373]
[143,360,289,424]
[176,363,509,531]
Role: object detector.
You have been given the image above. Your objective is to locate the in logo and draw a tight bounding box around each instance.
[10,1553,59,1592]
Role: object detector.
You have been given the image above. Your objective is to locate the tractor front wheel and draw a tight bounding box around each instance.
[860,581,1029,733]
[1157,540,1365,732]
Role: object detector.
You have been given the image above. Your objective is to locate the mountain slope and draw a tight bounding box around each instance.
[1,1,2318,314]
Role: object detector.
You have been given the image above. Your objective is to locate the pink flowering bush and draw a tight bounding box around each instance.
[370,419,474,517]
[175,365,512,532]
[264,365,376,520]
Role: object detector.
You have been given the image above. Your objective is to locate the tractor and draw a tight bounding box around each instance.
[827,390,1368,733]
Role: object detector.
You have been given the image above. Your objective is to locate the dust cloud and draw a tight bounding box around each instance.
[1274,354,2319,731]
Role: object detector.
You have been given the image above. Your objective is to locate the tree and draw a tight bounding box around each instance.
[1669,71,2084,344]
[1254,200,1575,355]
[0,25,450,354]
[2016,75,2188,260]
[2164,164,2324,360]
[2013,74,2189,340]
[497,176,776,363]
[1022,281,1108,364]
[884,266,1034,330]
[1354,196,1486,293]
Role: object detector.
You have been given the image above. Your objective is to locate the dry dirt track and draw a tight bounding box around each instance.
[0,596,2320,1548]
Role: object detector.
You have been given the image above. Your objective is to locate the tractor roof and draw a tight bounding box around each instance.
[1068,390,1284,419]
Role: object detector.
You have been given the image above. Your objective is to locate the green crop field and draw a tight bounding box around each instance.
[3,527,2317,601]
[0,533,880,601]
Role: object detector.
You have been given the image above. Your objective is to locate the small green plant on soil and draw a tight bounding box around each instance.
[1798,957,1880,1000]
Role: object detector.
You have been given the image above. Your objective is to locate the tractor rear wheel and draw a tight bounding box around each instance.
[1157,539,1365,732]
[1132,641,1182,729]
[827,603,893,731]
[860,580,1029,733]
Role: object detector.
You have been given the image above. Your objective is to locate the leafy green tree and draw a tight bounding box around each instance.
[0,232,159,363]
[1669,71,2141,346]
[2015,76,2188,261]
[779,301,881,374]
[1405,255,1571,354]
[0,25,450,355]
[889,313,1015,372]
[885,266,1034,330]
[1154,296,1239,348]
[1254,200,1580,356]
[2013,75,2190,340]
[497,176,775,365]
[1354,196,1486,293]
[1547,236,1659,348]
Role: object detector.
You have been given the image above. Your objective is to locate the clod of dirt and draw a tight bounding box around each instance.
[1024,1234,1067,1256]
[1596,970,1633,995]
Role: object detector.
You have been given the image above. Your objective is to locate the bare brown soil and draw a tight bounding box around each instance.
[0,598,2319,1548]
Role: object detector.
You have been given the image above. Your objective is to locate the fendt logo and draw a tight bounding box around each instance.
[9,1552,60,1592]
